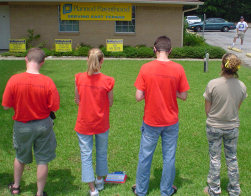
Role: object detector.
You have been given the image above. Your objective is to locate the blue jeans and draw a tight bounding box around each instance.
[77,130,109,183]
[136,122,179,196]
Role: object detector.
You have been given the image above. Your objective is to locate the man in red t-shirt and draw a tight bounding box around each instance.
[132,36,189,196]
[2,48,60,196]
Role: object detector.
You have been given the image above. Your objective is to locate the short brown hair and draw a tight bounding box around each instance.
[154,36,171,52]
[221,53,241,78]
[27,48,45,64]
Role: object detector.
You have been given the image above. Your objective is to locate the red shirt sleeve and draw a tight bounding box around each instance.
[2,78,14,108]
[107,77,115,92]
[75,73,81,85]
[134,68,145,91]
[47,79,60,112]
[178,67,190,93]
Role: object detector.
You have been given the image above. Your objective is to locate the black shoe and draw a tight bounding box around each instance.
[131,184,137,195]
[35,191,47,196]
[171,185,177,195]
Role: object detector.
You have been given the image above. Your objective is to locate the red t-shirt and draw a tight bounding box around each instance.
[75,72,115,135]
[2,72,60,123]
[135,60,190,127]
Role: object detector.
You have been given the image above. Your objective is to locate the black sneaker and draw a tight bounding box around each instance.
[131,184,137,195]
[35,191,47,196]
[171,185,177,195]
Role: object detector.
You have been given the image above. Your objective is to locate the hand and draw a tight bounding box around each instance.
[74,97,80,105]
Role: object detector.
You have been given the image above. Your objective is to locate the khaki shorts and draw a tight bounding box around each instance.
[235,31,245,40]
[13,117,57,164]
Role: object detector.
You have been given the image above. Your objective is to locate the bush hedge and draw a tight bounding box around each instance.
[169,45,225,59]
[1,24,226,59]
[183,31,206,47]
[0,45,225,59]
[0,35,226,59]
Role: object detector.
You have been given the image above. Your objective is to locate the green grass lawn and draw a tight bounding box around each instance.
[0,59,251,196]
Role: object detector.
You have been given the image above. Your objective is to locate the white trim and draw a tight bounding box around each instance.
[183,5,200,13]
[3,0,204,6]
[0,5,10,49]
[182,5,201,46]
[181,11,184,47]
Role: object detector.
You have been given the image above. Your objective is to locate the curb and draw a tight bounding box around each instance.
[0,56,222,61]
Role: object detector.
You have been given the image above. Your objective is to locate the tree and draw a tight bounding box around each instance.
[195,0,251,22]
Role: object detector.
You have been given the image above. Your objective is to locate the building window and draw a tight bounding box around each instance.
[115,6,135,33]
[58,6,79,32]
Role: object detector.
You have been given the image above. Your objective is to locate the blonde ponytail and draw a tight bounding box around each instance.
[87,48,104,75]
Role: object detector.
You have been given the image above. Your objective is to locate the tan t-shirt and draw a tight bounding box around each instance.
[203,77,247,129]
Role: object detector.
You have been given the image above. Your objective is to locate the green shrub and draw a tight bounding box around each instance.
[183,19,205,47]
[24,29,47,49]
[135,44,147,48]
[42,48,53,56]
[185,46,205,58]
[137,47,154,58]
[183,31,205,46]
[124,46,138,58]
[100,46,113,57]
[0,43,226,59]
[0,52,11,57]
[54,51,73,56]
[205,45,226,59]
[170,45,226,59]
[73,46,91,56]
[170,48,187,58]
[14,52,27,57]
[1,52,27,57]
[109,51,126,58]
[79,43,91,48]
[25,29,40,49]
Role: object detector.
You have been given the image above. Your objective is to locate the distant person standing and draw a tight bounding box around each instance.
[232,16,248,50]
[132,36,190,196]
[2,48,60,196]
[203,53,247,196]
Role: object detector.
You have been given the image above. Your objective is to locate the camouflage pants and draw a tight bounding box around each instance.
[206,125,240,196]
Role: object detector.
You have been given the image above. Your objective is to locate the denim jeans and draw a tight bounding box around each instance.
[206,125,240,196]
[136,122,179,196]
[77,130,109,183]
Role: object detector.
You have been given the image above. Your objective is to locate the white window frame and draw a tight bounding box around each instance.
[115,6,135,33]
[58,6,79,33]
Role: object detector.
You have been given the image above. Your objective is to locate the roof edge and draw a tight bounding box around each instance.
[2,0,204,6]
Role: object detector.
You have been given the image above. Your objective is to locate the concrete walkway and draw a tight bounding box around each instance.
[198,29,251,67]
[0,56,210,61]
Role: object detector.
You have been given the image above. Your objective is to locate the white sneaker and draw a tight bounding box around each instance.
[95,177,104,191]
[89,188,99,196]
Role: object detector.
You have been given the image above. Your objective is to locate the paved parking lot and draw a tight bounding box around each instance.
[197,29,251,67]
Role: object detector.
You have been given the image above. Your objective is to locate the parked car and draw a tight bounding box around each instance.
[188,18,236,32]
[186,16,201,24]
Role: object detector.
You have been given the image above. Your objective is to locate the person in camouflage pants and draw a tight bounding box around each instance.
[203,53,247,196]
[206,126,240,196]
